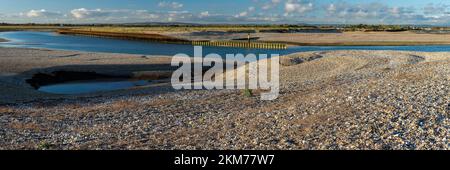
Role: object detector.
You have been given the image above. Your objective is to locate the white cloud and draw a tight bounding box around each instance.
[235,11,248,18]
[272,0,281,3]
[158,1,184,9]
[134,10,160,20]
[68,9,187,22]
[71,8,110,19]
[26,9,60,18]
[235,6,257,18]
[284,0,313,15]
[262,4,272,10]
[199,11,210,18]
[5,1,450,25]
[327,4,336,13]
[423,3,450,17]
[322,2,431,24]
[262,0,282,10]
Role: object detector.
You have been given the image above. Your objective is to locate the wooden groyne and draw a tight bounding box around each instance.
[191,40,287,49]
[56,29,287,50]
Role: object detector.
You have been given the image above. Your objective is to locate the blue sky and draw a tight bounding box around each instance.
[1,0,450,25]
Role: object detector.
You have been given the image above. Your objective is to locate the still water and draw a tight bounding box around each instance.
[2,31,450,95]
[38,80,150,95]
[2,31,450,57]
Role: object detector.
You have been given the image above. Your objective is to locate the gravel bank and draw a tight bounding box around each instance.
[0,48,448,150]
[168,31,450,46]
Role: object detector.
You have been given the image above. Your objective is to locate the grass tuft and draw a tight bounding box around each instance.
[243,89,253,97]
[37,141,52,150]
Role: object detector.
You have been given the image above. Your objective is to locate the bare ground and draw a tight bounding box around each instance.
[169,31,450,46]
[0,48,448,150]
[257,31,450,44]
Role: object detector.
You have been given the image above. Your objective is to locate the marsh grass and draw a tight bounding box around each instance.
[72,25,312,33]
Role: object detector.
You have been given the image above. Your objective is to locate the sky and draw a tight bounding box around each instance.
[1,0,450,25]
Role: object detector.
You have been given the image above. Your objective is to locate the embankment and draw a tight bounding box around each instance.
[57,29,288,49]
[57,29,191,43]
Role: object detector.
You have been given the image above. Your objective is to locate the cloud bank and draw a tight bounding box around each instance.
[3,1,450,25]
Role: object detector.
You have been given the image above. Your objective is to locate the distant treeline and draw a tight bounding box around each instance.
[0,23,107,27]
[0,23,441,32]
[0,23,320,28]
[340,24,425,32]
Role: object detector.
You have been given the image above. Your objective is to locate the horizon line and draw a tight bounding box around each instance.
[0,22,446,27]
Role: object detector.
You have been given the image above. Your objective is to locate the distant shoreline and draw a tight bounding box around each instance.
[6,28,450,47]
[254,31,450,46]
[271,41,450,46]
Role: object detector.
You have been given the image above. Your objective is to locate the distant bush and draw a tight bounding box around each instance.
[343,24,410,32]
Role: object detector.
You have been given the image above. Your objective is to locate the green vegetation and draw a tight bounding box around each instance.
[37,141,53,150]
[341,24,419,32]
[57,29,188,42]
[0,24,78,31]
[70,24,320,34]
[243,89,253,97]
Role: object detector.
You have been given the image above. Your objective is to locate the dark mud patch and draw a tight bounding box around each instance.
[26,71,129,89]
